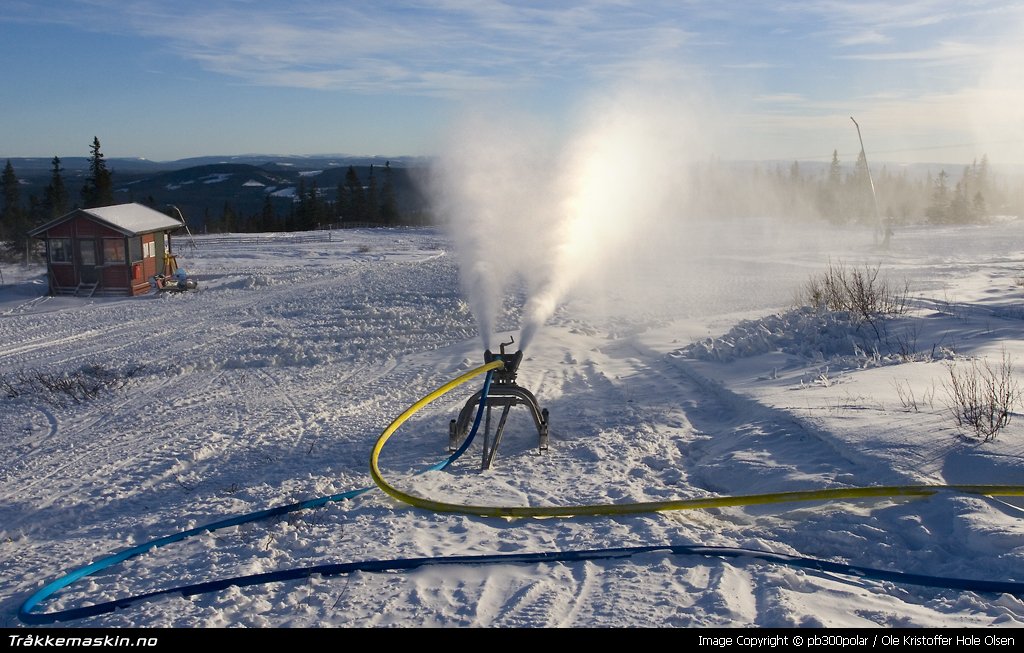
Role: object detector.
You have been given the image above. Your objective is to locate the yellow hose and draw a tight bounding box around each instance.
[370,361,1024,518]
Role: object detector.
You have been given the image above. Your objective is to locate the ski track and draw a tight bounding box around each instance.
[2,224,1024,627]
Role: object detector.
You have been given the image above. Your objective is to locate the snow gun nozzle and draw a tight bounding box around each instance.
[484,337,522,385]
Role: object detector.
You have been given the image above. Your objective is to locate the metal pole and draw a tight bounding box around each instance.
[167,205,198,251]
[850,117,882,241]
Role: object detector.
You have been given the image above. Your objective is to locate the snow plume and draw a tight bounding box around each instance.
[435,84,709,350]
[432,112,560,350]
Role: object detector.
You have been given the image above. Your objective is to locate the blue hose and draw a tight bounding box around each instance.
[18,372,495,625]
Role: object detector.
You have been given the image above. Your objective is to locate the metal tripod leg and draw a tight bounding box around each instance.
[482,404,512,470]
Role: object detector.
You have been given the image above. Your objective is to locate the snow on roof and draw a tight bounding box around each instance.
[31,203,185,237]
[81,204,184,234]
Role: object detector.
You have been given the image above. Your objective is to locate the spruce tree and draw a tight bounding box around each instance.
[850,150,876,221]
[1,160,33,258]
[221,201,237,232]
[366,165,379,223]
[82,137,114,208]
[261,195,277,231]
[818,150,843,222]
[1,160,21,241]
[379,160,399,225]
[293,178,310,230]
[949,180,970,223]
[926,170,950,223]
[972,191,987,221]
[43,156,70,218]
[307,181,326,230]
[342,165,365,222]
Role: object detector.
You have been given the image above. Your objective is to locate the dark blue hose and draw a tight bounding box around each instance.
[21,542,1024,624]
[434,370,493,471]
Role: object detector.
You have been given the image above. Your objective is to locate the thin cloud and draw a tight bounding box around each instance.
[754,93,807,104]
[838,30,888,46]
[3,1,701,94]
[840,41,989,64]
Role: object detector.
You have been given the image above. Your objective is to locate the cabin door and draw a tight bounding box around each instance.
[77,238,98,284]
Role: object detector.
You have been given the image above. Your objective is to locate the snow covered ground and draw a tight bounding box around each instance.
[1,218,1023,628]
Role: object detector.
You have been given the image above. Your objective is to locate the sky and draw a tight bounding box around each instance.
[1,1,1023,165]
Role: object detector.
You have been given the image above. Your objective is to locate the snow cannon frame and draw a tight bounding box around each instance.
[449,337,549,470]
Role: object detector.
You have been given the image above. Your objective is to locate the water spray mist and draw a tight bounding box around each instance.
[435,85,706,350]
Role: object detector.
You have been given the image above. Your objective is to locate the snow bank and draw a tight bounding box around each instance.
[682,306,955,370]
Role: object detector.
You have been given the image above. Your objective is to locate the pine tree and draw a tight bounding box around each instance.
[43,156,70,218]
[334,179,346,221]
[82,137,114,208]
[379,160,399,225]
[292,178,312,231]
[221,201,237,232]
[260,195,277,231]
[818,150,843,222]
[971,191,986,221]
[848,150,876,222]
[828,150,841,187]
[341,165,365,222]
[366,165,379,223]
[949,180,970,223]
[1,160,21,242]
[978,154,991,199]
[926,170,950,223]
[297,180,327,230]
[1,160,34,258]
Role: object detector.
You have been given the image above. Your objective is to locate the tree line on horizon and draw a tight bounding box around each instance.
[689,150,1022,226]
[0,137,409,260]
[3,138,1024,262]
[200,161,402,234]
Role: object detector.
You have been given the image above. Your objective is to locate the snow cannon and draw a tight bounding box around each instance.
[484,345,522,384]
[449,337,549,470]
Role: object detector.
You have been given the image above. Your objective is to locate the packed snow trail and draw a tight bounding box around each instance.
[19,359,1024,623]
[6,223,1024,627]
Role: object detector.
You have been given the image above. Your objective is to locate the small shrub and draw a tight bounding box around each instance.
[799,261,909,320]
[942,351,1021,442]
[0,363,146,407]
[892,378,919,412]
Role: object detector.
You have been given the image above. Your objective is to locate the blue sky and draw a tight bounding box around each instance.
[2,1,1022,164]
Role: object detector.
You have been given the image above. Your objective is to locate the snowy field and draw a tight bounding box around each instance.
[2,218,1024,628]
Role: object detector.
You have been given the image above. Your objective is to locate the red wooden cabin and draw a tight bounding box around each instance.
[29,203,185,297]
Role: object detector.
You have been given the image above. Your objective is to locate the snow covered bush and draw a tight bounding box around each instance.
[683,263,946,368]
[943,351,1021,442]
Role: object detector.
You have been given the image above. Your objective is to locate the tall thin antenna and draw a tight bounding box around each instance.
[850,117,882,242]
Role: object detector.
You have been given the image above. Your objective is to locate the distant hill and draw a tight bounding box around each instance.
[6,153,1020,231]
[3,154,430,174]
[4,156,433,229]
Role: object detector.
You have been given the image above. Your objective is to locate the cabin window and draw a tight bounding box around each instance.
[103,238,126,264]
[48,238,72,263]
